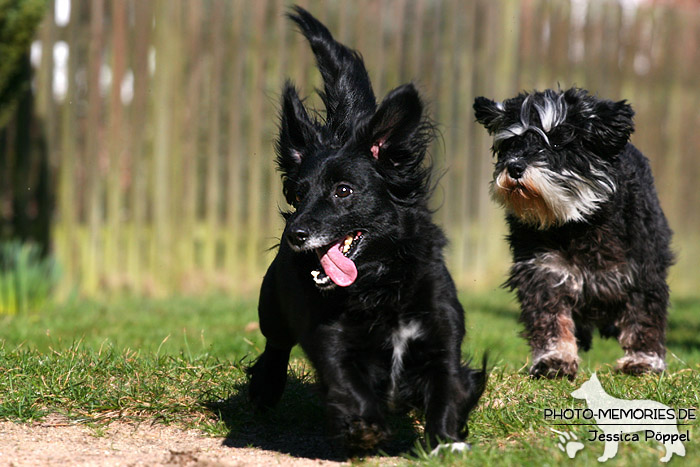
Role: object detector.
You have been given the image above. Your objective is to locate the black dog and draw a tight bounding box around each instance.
[473,88,673,379]
[248,7,486,453]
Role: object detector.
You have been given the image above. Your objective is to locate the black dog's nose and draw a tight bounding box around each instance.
[289,227,309,247]
[507,160,527,179]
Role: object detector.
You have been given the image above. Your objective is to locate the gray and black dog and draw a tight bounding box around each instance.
[474,88,673,379]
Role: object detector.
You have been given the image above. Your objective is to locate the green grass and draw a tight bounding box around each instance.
[0,295,266,358]
[1,290,698,465]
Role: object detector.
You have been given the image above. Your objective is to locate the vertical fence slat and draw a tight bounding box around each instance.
[150,0,182,294]
[55,0,78,295]
[105,0,127,290]
[203,0,226,278]
[83,0,105,294]
[176,0,202,290]
[127,0,152,293]
[244,0,269,279]
[225,0,247,285]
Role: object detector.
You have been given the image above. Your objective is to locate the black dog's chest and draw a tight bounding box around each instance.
[316,315,426,380]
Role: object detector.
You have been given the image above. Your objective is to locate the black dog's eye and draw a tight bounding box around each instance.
[334,184,353,198]
[295,191,303,203]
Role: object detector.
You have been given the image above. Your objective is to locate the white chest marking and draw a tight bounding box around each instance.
[390,321,423,386]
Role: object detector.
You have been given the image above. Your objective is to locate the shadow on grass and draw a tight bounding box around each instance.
[203,369,420,461]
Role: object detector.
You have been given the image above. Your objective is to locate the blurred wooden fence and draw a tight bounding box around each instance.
[27,0,700,295]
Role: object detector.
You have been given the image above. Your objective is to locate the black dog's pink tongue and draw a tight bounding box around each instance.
[318,239,357,287]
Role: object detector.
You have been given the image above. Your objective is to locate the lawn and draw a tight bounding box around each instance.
[1,289,698,465]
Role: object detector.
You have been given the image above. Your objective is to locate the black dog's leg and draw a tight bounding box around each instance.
[248,343,292,411]
[423,362,486,447]
[423,370,466,445]
[615,290,667,374]
[249,265,295,410]
[316,355,387,453]
[326,380,387,453]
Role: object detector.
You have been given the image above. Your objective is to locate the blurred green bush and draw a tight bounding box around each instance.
[0,241,59,315]
[0,0,47,127]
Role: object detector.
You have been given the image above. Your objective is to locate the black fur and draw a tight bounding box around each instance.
[249,6,486,454]
[473,88,673,379]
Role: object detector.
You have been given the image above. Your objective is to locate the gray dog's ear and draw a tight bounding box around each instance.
[587,99,635,156]
[564,88,635,158]
[473,96,505,134]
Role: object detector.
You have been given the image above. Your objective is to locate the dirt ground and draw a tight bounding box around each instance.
[0,416,348,466]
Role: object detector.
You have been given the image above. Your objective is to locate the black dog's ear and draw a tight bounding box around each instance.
[590,99,635,155]
[277,82,315,168]
[360,83,433,204]
[288,6,376,141]
[366,83,424,165]
[473,96,505,134]
[276,82,317,203]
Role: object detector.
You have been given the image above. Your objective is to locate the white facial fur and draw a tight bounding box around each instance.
[492,162,615,228]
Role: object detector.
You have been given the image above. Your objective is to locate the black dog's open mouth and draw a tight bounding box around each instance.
[311,231,364,288]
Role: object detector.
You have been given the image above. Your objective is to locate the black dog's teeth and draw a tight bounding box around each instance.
[311,232,363,285]
[311,269,331,285]
[341,232,363,257]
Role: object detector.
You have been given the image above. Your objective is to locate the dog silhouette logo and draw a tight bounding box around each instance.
[569,373,686,462]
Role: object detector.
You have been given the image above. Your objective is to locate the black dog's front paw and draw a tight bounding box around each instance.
[247,346,291,411]
[530,355,578,380]
[248,365,284,412]
[343,418,388,454]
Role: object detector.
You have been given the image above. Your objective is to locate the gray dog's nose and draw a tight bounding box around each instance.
[507,160,527,179]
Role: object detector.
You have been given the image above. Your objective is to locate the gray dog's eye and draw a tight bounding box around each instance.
[551,139,568,150]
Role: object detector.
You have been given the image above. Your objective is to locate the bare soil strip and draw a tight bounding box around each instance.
[0,416,346,466]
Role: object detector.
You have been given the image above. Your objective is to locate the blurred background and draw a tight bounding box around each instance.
[2,0,699,308]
